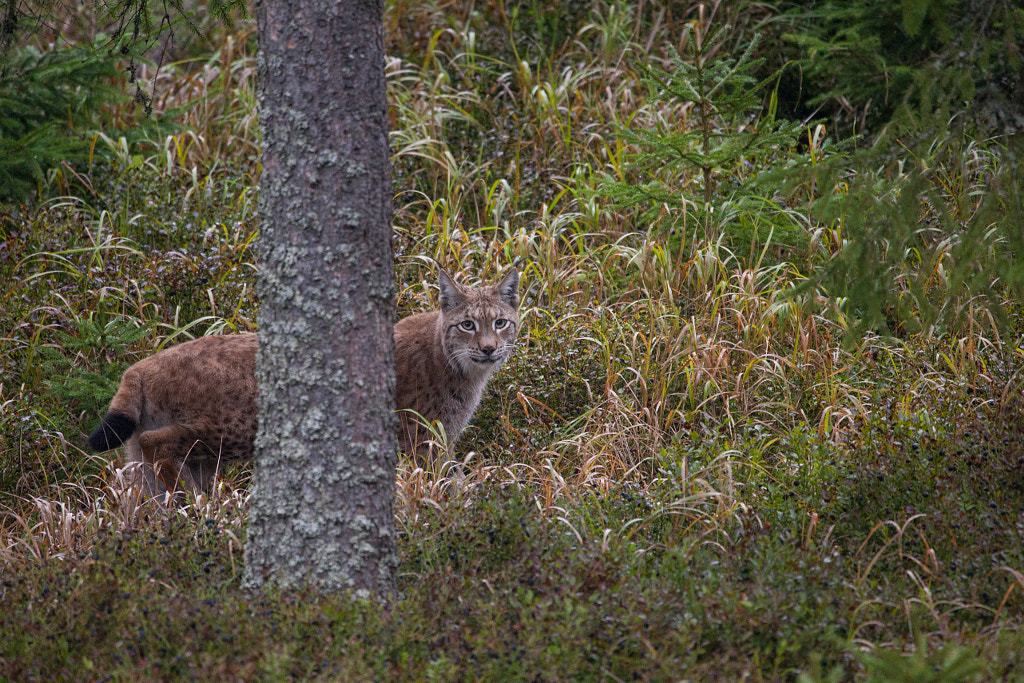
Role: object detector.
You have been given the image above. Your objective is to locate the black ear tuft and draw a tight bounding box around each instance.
[87,412,137,452]
[497,267,520,308]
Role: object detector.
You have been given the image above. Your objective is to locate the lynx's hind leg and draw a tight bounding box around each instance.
[138,425,202,495]
[122,433,160,498]
[187,457,221,496]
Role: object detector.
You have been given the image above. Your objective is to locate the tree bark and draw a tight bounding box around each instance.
[243,0,396,596]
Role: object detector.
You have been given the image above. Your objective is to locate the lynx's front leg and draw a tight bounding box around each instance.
[138,425,202,495]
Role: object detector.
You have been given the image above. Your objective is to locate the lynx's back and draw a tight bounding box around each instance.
[394,266,520,456]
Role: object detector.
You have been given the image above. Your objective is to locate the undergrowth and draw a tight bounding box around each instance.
[1,0,1023,680]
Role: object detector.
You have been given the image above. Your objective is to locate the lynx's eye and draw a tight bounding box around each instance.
[459,320,476,332]
[494,319,509,331]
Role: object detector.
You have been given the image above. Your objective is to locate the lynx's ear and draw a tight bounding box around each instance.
[438,267,466,313]
[496,267,520,308]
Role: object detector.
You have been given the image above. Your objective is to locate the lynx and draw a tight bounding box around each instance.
[86,333,258,496]
[87,265,520,495]
[394,265,520,457]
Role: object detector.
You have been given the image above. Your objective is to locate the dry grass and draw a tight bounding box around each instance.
[2,1,1023,678]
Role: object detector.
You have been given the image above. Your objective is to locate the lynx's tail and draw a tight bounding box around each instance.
[87,366,144,452]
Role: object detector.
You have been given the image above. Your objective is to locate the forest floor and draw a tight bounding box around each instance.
[2,2,1023,680]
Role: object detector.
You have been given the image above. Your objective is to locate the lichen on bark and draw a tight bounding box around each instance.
[243,0,397,597]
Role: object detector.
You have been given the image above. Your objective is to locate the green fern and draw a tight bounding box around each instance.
[796,653,844,683]
[599,23,806,246]
[0,42,127,199]
[778,0,1024,137]
[857,633,983,683]
[788,130,1024,336]
[35,314,152,424]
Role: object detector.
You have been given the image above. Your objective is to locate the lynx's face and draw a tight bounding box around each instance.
[438,267,520,376]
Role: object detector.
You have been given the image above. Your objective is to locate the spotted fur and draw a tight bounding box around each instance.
[87,266,520,494]
[87,334,258,496]
[394,266,520,458]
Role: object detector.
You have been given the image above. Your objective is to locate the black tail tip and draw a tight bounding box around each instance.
[87,412,137,452]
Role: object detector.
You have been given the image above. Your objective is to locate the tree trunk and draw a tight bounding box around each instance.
[243,0,396,596]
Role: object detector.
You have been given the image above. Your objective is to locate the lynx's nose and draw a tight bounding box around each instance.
[480,344,496,357]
